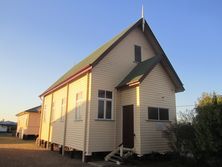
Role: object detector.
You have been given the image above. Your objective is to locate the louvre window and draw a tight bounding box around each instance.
[148,107,169,121]
[134,45,141,63]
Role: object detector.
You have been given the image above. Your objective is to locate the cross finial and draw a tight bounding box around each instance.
[141,4,145,32]
[141,4,144,19]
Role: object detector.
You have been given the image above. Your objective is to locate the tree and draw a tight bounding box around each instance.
[196,92,222,107]
[194,93,222,160]
[166,92,222,165]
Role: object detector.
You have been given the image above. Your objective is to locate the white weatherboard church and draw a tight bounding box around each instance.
[38,16,184,163]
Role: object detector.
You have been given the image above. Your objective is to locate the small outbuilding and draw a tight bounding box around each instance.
[16,106,41,139]
[0,121,17,133]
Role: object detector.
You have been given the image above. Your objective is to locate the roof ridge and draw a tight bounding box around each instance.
[40,18,143,96]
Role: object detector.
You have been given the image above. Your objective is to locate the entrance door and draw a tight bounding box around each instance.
[122,105,134,148]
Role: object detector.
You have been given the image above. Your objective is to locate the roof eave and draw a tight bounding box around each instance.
[116,81,140,90]
[40,65,92,97]
[91,18,143,67]
[143,21,185,91]
[16,112,27,117]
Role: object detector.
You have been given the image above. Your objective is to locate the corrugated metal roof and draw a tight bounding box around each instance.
[0,121,17,126]
[16,105,41,117]
[24,106,41,113]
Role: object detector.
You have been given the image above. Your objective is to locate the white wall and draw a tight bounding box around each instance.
[140,64,176,154]
[89,27,155,153]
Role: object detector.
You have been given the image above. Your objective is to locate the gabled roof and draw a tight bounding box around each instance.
[40,19,142,97]
[40,18,184,96]
[117,56,161,89]
[0,121,17,126]
[16,105,41,117]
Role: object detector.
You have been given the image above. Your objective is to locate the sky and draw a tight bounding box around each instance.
[0,0,221,121]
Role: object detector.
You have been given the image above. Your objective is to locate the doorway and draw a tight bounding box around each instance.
[122,105,134,148]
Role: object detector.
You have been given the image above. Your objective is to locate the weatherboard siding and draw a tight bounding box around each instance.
[49,86,67,144]
[140,63,176,154]
[39,73,91,151]
[40,94,52,141]
[17,114,29,138]
[117,86,141,154]
[89,27,155,152]
[65,73,90,151]
[25,113,40,135]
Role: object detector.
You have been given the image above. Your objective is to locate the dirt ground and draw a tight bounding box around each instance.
[0,134,196,167]
[0,134,90,167]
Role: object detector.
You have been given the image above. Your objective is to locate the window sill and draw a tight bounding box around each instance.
[146,119,171,123]
[74,119,83,122]
[95,119,115,121]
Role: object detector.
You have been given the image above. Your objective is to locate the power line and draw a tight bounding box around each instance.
[176,105,195,107]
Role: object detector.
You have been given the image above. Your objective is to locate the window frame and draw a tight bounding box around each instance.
[159,108,169,121]
[148,107,159,120]
[134,45,142,63]
[51,101,55,122]
[26,118,28,127]
[75,91,83,121]
[97,90,113,120]
[60,98,66,122]
[148,107,169,121]
[43,104,47,122]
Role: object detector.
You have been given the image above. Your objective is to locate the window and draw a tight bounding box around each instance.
[60,98,66,121]
[43,105,47,122]
[159,108,169,120]
[148,107,158,120]
[134,45,141,63]
[26,118,28,127]
[98,90,112,119]
[148,107,169,120]
[75,92,83,120]
[51,102,55,122]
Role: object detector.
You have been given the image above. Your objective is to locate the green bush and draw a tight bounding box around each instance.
[193,103,222,160]
[166,92,222,165]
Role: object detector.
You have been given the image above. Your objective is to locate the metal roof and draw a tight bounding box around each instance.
[117,56,161,89]
[40,18,184,96]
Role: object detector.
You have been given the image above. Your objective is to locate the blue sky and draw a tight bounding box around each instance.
[0,0,221,121]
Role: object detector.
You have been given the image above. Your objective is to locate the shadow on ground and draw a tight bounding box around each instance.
[0,148,90,167]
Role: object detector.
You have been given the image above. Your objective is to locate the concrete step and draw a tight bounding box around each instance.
[109,158,123,165]
[112,155,124,161]
[88,161,119,167]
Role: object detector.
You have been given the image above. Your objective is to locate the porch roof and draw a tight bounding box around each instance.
[116,56,161,89]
